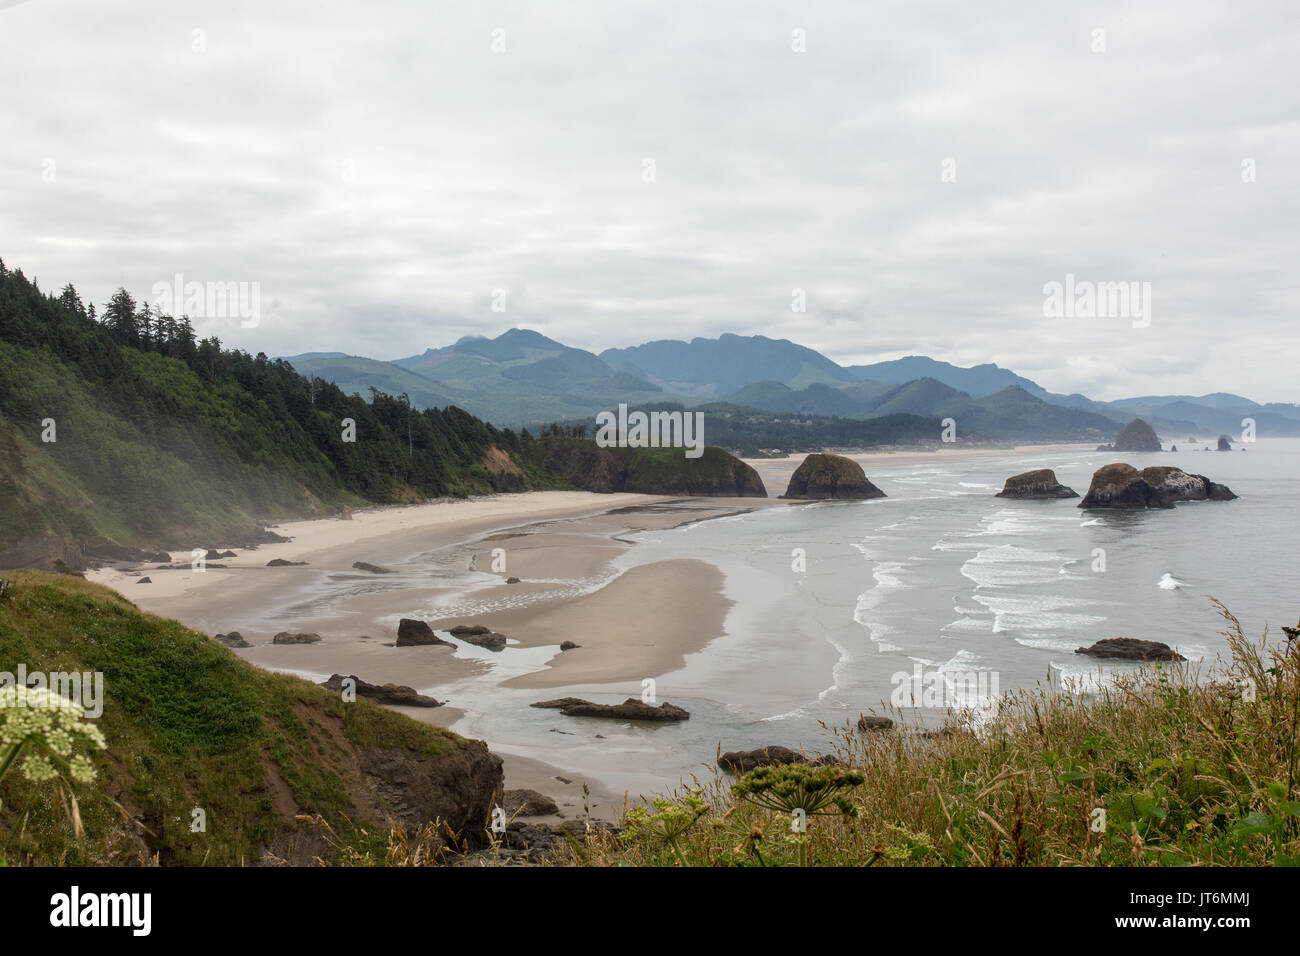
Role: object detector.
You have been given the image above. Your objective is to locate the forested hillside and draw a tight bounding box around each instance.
[0,262,550,567]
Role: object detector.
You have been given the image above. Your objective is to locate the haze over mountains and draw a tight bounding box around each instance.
[287,330,1300,442]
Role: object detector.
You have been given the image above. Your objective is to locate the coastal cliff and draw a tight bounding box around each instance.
[533,440,767,497]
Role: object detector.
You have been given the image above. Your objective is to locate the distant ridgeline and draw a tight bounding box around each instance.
[558,401,962,457]
[0,262,769,568]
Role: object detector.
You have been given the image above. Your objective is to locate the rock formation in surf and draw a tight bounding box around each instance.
[1075,638,1186,662]
[1139,466,1237,502]
[1078,463,1236,509]
[995,468,1079,499]
[782,453,886,500]
[531,697,690,721]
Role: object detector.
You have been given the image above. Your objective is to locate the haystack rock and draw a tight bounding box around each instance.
[1217,435,1232,451]
[1113,419,1162,452]
[995,469,1079,499]
[782,453,886,500]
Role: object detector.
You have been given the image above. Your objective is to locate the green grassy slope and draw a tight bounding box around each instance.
[0,572,499,866]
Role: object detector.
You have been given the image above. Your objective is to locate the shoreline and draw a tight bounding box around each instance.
[86,490,778,808]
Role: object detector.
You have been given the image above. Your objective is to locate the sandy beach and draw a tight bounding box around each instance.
[86,489,776,809]
[85,442,1098,807]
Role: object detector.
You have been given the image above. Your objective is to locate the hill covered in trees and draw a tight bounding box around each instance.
[0,261,555,567]
[0,261,786,569]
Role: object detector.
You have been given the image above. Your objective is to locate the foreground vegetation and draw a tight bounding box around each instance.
[300,600,1300,868]
[0,572,484,866]
[2,570,1295,867]
[578,601,1299,867]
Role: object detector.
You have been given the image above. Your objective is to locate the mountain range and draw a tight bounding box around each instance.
[287,330,1300,442]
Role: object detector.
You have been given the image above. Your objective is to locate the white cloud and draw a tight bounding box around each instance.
[1,0,1296,401]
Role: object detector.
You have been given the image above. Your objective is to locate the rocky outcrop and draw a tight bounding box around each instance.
[1217,435,1232,451]
[531,697,690,721]
[782,453,887,500]
[214,631,251,648]
[1078,463,1237,509]
[267,558,307,567]
[1075,638,1186,662]
[272,631,322,645]
[538,442,767,497]
[1078,463,1172,509]
[396,618,453,647]
[559,640,580,651]
[718,745,835,774]
[449,624,507,651]
[321,673,442,707]
[1140,466,1237,502]
[357,734,503,850]
[352,561,395,574]
[483,819,622,863]
[857,714,894,732]
[502,788,560,816]
[137,576,151,584]
[1114,419,1162,452]
[995,469,1078,499]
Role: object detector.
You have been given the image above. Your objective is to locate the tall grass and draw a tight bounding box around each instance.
[577,599,1300,867]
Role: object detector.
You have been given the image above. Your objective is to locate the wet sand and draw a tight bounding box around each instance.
[86,490,777,808]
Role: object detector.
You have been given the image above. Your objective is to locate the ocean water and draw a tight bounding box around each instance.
[438,440,1300,799]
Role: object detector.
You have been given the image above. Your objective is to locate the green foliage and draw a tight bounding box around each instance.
[0,571,467,865]
[0,261,548,555]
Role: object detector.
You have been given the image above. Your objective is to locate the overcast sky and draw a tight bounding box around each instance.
[2,0,1297,401]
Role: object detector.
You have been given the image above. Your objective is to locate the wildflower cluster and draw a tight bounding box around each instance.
[0,685,107,785]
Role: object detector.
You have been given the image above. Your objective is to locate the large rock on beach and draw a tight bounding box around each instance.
[782,453,886,500]
[272,631,322,645]
[449,624,507,651]
[395,618,453,647]
[320,673,442,707]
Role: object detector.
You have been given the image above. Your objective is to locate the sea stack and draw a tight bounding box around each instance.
[1217,435,1233,451]
[782,453,886,500]
[995,469,1078,499]
[1078,463,1237,508]
[1140,466,1237,502]
[1113,418,1162,453]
